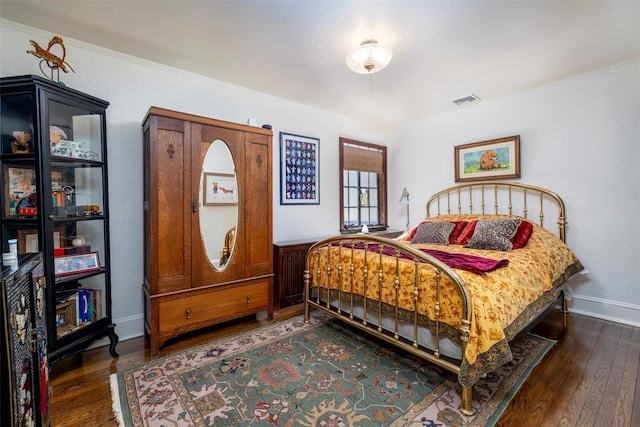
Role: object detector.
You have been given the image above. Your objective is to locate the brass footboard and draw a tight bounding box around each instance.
[303,234,476,416]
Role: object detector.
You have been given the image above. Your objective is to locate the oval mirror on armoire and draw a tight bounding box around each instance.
[199,139,238,271]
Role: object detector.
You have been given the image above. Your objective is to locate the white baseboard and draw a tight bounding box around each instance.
[88,313,145,350]
[568,294,640,328]
[113,313,146,342]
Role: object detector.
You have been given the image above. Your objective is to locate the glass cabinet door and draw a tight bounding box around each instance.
[1,90,37,222]
[43,96,109,340]
[1,89,40,270]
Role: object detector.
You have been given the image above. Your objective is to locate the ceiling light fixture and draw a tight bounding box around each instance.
[346,39,393,74]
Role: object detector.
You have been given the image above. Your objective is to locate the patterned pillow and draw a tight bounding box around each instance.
[464,219,521,251]
[411,221,456,245]
[405,221,427,241]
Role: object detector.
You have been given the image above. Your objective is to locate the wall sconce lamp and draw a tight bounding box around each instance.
[398,187,410,231]
[345,39,393,74]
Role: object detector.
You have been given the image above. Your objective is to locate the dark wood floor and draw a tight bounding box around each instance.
[49,307,639,426]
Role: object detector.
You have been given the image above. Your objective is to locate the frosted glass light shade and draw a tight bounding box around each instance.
[398,187,409,205]
[346,39,393,74]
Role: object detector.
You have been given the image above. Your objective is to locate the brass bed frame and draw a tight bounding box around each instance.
[303,181,569,416]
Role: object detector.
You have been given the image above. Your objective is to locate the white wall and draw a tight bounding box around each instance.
[2,20,638,343]
[1,20,391,341]
[389,59,640,326]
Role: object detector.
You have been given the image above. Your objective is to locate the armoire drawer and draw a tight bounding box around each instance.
[158,281,269,333]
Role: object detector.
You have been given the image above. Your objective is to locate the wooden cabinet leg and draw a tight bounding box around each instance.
[150,336,160,356]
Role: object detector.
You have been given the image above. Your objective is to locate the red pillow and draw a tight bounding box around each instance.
[511,220,534,249]
[448,221,469,244]
[454,220,478,245]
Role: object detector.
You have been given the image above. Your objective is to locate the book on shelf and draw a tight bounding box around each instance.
[83,288,101,321]
[86,290,94,322]
[78,289,89,323]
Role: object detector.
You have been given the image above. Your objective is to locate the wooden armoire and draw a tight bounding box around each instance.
[142,107,273,355]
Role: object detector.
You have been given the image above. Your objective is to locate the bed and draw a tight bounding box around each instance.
[303,181,583,415]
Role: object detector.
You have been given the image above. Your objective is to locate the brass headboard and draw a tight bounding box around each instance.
[425,181,567,242]
[219,226,236,267]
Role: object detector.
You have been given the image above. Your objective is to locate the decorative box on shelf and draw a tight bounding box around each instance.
[54,245,91,256]
[52,205,85,218]
[18,207,37,216]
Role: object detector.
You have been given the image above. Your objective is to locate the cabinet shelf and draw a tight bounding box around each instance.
[50,214,107,222]
[1,74,118,365]
[51,157,104,167]
[55,314,110,340]
[1,217,40,224]
[0,153,36,162]
[54,267,108,284]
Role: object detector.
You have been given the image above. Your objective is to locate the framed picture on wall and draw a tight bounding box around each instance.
[454,135,521,182]
[202,172,238,205]
[279,132,319,205]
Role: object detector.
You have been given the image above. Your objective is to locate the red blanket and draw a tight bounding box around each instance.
[347,243,509,275]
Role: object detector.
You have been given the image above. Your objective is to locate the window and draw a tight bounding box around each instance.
[339,137,387,233]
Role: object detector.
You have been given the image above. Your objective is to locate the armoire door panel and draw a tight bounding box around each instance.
[191,124,246,286]
[245,133,273,277]
[155,127,191,293]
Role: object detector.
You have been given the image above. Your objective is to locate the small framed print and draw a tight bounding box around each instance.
[51,168,63,191]
[202,172,238,205]
[56,299,76,334]
[280,132,319,205]
[17,227,65,254]
[54,252,100,276]
[454,135,521,182]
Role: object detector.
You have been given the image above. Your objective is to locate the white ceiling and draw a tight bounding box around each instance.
[2,1,639,128]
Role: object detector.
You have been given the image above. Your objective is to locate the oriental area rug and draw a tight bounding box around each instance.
[110,312,554,427]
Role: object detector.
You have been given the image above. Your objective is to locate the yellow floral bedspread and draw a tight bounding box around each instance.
[308,215,583,386]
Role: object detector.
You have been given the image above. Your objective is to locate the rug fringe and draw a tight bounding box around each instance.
[110,373,126,427]
[527,332,557,344]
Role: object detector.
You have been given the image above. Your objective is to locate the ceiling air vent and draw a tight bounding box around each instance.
[451,94,481,106]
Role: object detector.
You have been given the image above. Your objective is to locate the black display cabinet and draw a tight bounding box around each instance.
[0,75,117,365]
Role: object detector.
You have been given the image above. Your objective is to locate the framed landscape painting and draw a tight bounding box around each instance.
[454,135,520,182]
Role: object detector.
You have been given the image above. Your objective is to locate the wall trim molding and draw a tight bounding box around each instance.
[88,313,144,350]
[568,293,640,328]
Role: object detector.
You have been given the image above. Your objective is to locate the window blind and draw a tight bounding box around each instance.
[343,145,383,174]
